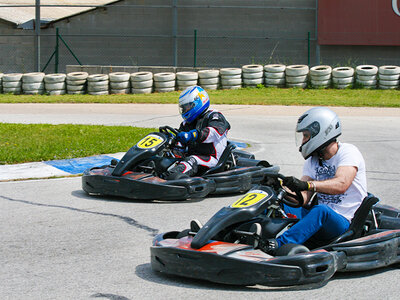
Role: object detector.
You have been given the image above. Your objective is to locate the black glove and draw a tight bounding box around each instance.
[283,176,308,192]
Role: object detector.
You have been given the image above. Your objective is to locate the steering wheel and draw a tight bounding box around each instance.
[159,126,179,136]
[265,174,304,208]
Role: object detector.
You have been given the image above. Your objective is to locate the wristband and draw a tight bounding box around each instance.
[307,181,317,193]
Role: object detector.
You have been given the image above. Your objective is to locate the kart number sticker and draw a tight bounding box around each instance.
[137,135,164,149]
[231,190,269,208]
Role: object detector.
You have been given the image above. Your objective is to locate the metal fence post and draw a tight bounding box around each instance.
[308,31,310,66]
[172,0,178,67]
[34,0,40,72]
[194,29,197,68]
[55,28,59,73]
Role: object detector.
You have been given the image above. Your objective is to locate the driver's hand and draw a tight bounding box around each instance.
[282,176,308,192]
[177,129,198,144]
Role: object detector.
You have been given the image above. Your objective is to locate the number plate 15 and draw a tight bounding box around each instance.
[136,134,164,149]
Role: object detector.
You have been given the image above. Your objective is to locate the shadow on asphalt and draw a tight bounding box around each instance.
[71,189,207,204]
[135,263,328,292]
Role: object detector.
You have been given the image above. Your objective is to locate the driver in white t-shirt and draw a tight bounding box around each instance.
[253,107,367,255]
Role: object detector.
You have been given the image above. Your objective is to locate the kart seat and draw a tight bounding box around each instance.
[329,193,379,244]
[202,142,236,175]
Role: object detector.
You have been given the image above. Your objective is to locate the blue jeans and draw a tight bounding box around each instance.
[275,204,350,247]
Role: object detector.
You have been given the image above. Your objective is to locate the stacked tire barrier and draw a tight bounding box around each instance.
[176,71,198,91]
[310,65,332,89]
[66,72,88,94]
[109,72,130,94]
[44,73,66,95]
[154,72,175,93]
[378,66,400,90]
[264,64,286,88]
[242,64,264,87]
[130,72,153,94]
[3,73,22,94]
[356,65,378,89]
[332,67,354,89]
[286,65,309,88]
[1,64,400,96]
[198,69,219,90]
[220,68,242,89]
[87,74,109,95]
[22,72,45,95]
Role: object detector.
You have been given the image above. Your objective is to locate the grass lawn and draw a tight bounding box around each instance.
[0,123,155,164]
[0,86,399,107]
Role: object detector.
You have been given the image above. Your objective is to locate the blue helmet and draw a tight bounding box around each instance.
[178,86,210,123]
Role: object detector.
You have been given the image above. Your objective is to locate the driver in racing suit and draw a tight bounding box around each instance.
[161,85,231,180]
[252,107,367,254]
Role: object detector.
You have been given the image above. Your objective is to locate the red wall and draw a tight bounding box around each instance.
[318,0,400,45]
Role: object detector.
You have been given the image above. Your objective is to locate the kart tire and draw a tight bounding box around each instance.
[221,84,241,90]
[109,72,130,82]
[285,75,307,83]
[176,71,198,81]
[310,65,332,76]
[221,78,242,85]
[264,71,285,79]
[88,74,109,82]
[45,82,66,91]
[287,82,307,88]
[44,73,66,83]
[242,64,263,73]
[356,65,378,76]
[131,71,153,82]
[154,72,175,82]
[332,67,354,78]
[275,243,310,256]
[310,73,331,81]
[199,77,219,85]
[66,79,86,86]
[177,79,198,86]
[201,84,218,90]
[131,79,153,89]
[242,71,263,79]
[47,89,66,95]
[220,74,241,79]
[265,77,285,85]
[220,68,242,76]
[243,78,263,85]
[378,65,400,75]
[110,88,130,94]
[22,72,45,83]
[154,80,175,88]
[378,74,400,80]
[131,87,153,94]
[379,79,400,86]
[286,65,309,76]
[67,72,88,81]
[198,69,219,78]
[23,82,44,90]
[67,84,86,91]
[3,73,23,82]
[110,81,130,89]
[264,64,286,73]
[3,81,22,88]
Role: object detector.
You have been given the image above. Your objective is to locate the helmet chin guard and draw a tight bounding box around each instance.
[296,107,342,159]
[179,86,210,123]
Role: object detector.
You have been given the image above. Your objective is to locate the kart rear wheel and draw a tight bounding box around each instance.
[276,243,310,256]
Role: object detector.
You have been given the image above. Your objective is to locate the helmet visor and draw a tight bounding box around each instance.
[179,102,195,114]
[295,130,312,147]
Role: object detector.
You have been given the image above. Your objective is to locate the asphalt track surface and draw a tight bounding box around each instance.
[1,103,400,299]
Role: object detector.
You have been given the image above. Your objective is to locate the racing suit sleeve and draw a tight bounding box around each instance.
[197,112,231,143]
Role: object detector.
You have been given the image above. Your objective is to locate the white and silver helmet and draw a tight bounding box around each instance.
[295,107,342,159]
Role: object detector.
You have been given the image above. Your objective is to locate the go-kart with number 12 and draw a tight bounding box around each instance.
[151,173,400,286]
[82,126,279,200]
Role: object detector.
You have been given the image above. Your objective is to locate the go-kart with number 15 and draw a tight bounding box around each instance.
[82,126,279,201]
[151,173,400,286]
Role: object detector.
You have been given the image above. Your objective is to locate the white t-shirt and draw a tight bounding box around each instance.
[303,142,367,221]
